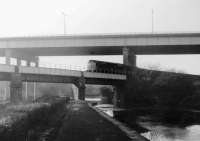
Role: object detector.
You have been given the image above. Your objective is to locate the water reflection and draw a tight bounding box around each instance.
[139,114,200,141]
[95,104,114,117]
[141,124,188,141]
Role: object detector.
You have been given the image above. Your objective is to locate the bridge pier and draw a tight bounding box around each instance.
[113,84,126,108]
[74,73,86,100]
[78,85,86,100]
[123,47,136,67]
[10,67,23,103]
[122,47,138,108]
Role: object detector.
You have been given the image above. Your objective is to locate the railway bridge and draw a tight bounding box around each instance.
[0,64,126,103]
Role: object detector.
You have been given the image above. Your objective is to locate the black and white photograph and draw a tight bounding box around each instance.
[0,0,200,141]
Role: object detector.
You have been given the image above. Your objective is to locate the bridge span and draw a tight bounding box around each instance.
[1,33,200,56]
[1,32,200,68]
[0,64,126,102]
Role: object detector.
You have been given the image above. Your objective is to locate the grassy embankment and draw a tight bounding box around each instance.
[0,96,68,141]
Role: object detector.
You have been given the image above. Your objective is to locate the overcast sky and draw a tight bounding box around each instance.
[0,0,200,74]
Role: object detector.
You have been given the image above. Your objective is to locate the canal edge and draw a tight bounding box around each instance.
[88,104,149,141]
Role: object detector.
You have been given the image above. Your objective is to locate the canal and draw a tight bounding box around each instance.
[135,109,200,141]
[96,105,200,141]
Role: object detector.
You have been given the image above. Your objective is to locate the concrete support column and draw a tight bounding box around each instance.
[5,49,11,65]
[123,47,136,67]
[113,85,126,108]
[78,85,86,100]
[76,73,86,100]
[10,67,23,103]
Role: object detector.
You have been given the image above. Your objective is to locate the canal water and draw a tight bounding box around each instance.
[97,106,200,141]
[136,109,200,141]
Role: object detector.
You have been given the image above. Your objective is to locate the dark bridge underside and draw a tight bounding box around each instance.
[1,45,200,57]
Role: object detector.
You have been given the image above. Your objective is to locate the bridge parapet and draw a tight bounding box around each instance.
[0,64,127,81]
[17,66,127,80]
[0,64,127,103]
[0,64,15,73]
[18,66,82,77]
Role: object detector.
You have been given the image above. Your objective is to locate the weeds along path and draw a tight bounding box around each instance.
[0,96,69,141]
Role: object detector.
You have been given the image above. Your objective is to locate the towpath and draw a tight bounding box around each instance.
[55,101,132,141]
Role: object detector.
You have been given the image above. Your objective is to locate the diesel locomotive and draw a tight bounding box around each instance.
[87,60,132,74]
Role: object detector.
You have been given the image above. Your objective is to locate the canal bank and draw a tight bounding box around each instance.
[55,101,146,141]
[113,108,200,141]
[90,104,148,141]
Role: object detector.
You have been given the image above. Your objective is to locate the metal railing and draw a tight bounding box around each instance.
[36,61,129,75]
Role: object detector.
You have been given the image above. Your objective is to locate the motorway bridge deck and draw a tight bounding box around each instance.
[1,33,200,56]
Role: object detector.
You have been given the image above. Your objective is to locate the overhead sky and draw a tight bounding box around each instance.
[0,0,200,74]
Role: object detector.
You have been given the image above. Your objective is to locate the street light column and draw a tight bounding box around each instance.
[62,12,67,35]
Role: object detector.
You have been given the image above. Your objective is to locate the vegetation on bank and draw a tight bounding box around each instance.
[126,67,200,110]
[85,67,200,110]
[0,95,67,141]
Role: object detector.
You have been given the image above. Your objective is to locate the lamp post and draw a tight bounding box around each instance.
[62,12,67,35]
[152,9,154,33]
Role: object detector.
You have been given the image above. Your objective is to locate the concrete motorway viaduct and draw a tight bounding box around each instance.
[1,32,200,106]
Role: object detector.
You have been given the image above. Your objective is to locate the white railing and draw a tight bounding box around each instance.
[39,62,128,75]
[0,61,129,75]
[39,61,87,71]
